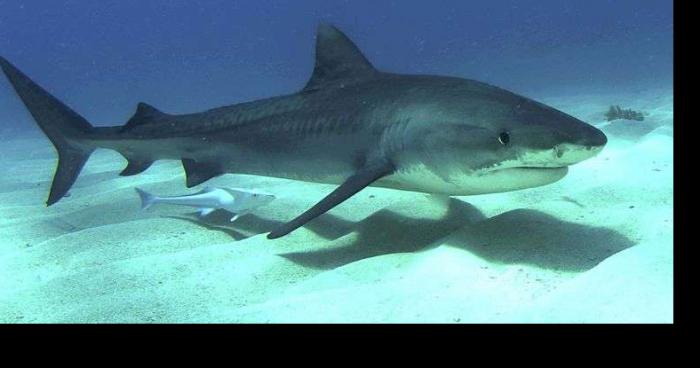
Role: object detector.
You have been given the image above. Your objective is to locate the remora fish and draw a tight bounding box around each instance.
[0,24,607,239]
[135,187,275,222]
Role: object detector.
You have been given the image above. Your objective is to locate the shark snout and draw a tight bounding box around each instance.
[553,142,604,166]
[550,124,607,165]
[578,124,608,149]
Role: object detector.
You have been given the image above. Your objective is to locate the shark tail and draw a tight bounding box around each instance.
[0,56,97,206]
[134,187,157,210]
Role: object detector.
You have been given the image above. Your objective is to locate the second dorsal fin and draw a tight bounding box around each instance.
[303,24,378,91]
[122,102,168,131]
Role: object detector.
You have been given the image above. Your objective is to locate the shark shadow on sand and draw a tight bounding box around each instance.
[277,198,635,272]
[168,207,356,242]
[167,211,278,241]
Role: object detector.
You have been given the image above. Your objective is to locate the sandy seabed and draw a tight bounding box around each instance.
[0,89,673,323]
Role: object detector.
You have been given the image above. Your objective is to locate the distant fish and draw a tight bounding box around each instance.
[135,187,275,222]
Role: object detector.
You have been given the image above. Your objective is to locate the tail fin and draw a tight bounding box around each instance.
[0,56,95,206]
[134,187,157,210]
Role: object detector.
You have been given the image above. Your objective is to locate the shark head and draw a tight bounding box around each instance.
[297,24,606,197]
[389,76,607,195]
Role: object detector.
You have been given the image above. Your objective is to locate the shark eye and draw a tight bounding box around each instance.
[498,131,510,145]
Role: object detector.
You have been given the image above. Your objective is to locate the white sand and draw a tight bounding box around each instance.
[0,88,673,323]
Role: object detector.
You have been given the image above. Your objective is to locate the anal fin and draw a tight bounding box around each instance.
[267,159,395,239]
[182,159,223,187]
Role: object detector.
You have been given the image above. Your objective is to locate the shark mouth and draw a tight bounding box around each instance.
[477,143,603,176]
[505,165,569,171]
[475,161,570,175]
[484,165,569,175]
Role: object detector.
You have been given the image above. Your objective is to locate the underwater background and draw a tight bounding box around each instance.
[0,0,673,323]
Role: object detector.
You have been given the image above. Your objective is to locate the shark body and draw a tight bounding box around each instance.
[0,24,606,239]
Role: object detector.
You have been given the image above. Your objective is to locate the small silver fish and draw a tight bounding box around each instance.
[135,187,276,222]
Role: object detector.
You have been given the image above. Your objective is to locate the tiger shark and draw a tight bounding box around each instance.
[0,24,606,239]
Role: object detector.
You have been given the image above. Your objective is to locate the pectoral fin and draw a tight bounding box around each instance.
[267,159,395,239]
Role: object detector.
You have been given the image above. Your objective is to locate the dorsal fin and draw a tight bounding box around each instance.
[122,102,168,131]
[303,24,378,91]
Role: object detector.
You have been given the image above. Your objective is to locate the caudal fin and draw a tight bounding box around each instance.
[0,56,95,206]
[134,187,157,210]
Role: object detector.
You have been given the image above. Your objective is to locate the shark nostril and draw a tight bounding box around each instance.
[554,146,564,158]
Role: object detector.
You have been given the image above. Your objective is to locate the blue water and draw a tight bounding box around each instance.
[0,0,672,130]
